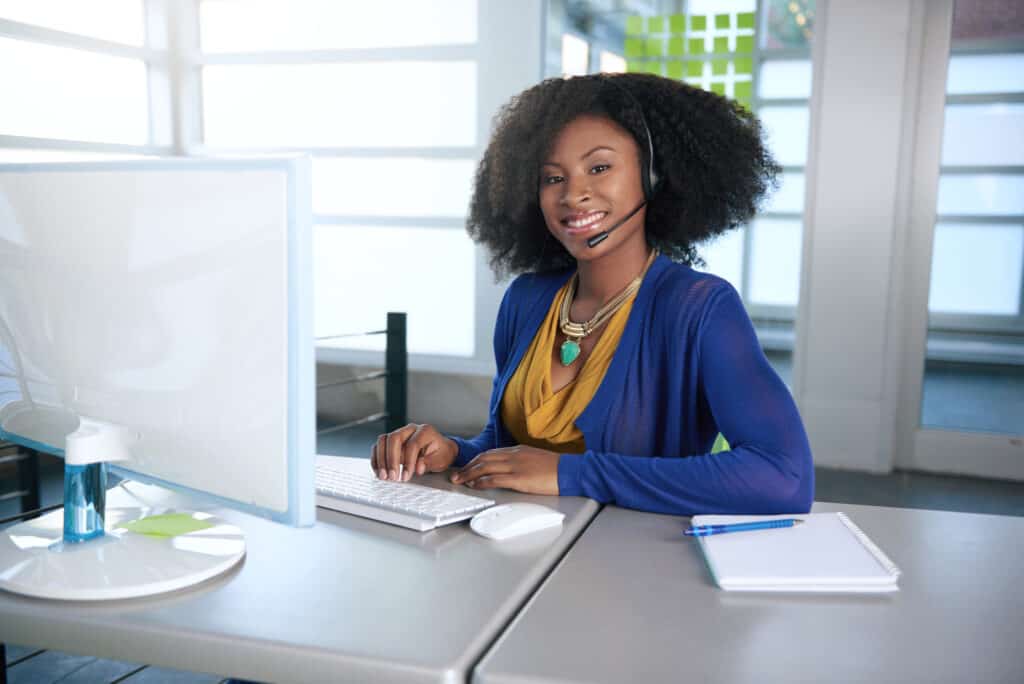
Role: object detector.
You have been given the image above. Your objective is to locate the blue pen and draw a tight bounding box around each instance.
[683,518,804,537]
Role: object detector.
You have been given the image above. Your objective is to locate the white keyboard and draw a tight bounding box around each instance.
[315,459,494,531]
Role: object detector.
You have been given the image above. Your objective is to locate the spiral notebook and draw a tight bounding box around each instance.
[692,513,901,593]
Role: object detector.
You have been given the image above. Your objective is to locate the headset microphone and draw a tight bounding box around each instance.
[586,200,647,248]
[586,77,661,250]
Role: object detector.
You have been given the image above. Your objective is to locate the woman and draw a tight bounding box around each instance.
[370,73,814,515]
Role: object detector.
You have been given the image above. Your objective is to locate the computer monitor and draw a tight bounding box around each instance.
[0,157,315,600]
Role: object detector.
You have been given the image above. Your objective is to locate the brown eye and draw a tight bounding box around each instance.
[590,164,610,174]
[542,175,564,185]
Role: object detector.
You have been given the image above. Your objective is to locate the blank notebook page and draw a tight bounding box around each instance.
[693,513,901,591]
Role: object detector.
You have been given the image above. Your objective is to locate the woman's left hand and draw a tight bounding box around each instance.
[450,446,560,495]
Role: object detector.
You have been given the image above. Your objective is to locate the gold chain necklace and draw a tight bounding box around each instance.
[558,249,658,366]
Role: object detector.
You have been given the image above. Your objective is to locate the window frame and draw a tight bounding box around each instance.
[0,8,174,156]
[929,38,1024,336]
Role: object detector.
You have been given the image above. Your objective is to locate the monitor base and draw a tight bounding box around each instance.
[0,505,245,601]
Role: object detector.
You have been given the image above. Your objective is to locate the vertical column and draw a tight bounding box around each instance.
[792,0,925,472]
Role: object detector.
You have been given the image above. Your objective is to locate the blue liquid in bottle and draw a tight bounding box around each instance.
[63,462,107,543]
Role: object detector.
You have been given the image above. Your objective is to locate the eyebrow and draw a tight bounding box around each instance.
[541,145,617,168]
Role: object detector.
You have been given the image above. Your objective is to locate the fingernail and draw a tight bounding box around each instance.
[378,469,386,479]
[450,475,459,483]
[403,470,411,481]
[390,470,397,480]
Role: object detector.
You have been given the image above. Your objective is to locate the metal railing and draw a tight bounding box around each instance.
[316,312,408,435]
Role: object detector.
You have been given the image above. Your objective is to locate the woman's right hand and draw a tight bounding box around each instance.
[370,423,458,482]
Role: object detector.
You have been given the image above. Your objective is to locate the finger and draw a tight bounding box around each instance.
[467,474,512,490]
[385,424,417,481]
[400,425,433,481]
[453,459,512,485]
[454,452,507,477]
[372,435,387,478]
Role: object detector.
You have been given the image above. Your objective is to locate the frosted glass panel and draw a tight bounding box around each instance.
[941,104,1024,166]
[758,60,812,99]
[759,106,809,166]
[928,222,1023,315]
[763,172,805,213]
[0,0,144,45]
[0,38,148,144]
[314,226,475,356]
[313,158,475,217]
[749,219,802,306]
[937,175,1024,216]
[202,62,477,148]
[946,54,1024,95]
[698,227,745,294]
[200,0,477,52]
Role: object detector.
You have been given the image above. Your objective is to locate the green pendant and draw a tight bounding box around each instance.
[560,339,581,366]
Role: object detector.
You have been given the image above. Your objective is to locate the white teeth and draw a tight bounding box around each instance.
[566,212,606,229]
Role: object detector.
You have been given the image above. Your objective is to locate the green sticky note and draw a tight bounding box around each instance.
[666,61,684,80]
[646,38,664,56]
[625,15,644,35]
[737,12,756,29]
[734,80,753,101]
[690,15,707,31]
[669,14,687,34]
[647,62,664,75]
[686,60,704,77]
[715,14,731,29]
[713,37,729,54]
[711,82,726,95]
[121,513,216,538]
[734,56,754,75]
[667,37,685,56]
[711,59,728,75]
[626,60,643,73]
[624,38,644,57]
[736,35,755,53]
[648,15,665,33]
[688,38,705,55]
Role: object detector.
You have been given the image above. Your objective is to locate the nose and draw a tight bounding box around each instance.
[560,174,592,207]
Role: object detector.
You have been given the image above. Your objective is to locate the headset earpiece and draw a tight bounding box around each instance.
[604,76,660,201]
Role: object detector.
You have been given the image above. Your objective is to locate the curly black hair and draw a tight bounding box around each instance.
[467,73,780,278]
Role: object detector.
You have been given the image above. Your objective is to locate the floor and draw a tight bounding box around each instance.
[4,378,1024,683]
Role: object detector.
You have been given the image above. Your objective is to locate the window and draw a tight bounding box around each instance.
[0,0,166,160]
[930,29,1024,330]
[194,0,481,360]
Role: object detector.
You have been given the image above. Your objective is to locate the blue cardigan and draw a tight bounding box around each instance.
[450,255,814,516]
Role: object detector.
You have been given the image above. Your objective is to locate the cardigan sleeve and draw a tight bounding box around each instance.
[446,277,519,467]
[557,284,814,515]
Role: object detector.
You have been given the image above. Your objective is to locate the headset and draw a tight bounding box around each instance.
[586,77,661,249]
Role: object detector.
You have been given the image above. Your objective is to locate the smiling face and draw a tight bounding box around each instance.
[538,114,648,263]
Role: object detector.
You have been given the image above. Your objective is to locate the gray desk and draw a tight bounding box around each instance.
[474,501,1024,684]
[0,456,599,684]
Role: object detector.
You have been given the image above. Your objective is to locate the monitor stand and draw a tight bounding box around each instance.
[0,474,245,601]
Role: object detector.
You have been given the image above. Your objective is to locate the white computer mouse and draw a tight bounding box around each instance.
[469,503,565,541]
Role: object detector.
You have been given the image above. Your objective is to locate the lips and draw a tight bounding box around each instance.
[561,211,607,234]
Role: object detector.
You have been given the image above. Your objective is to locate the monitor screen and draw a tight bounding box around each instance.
[0,158,315,527]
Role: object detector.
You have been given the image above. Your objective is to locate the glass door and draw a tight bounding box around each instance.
[899,0,1024,479]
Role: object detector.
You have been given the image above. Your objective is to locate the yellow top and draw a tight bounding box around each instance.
[500,277,638,454]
